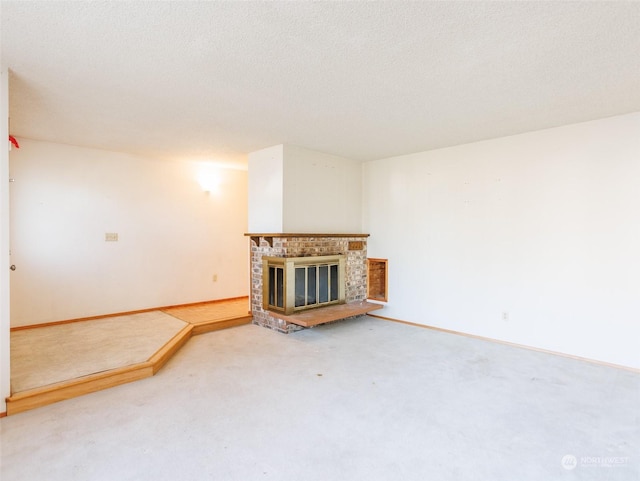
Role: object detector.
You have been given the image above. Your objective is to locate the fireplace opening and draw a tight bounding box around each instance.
[263,255,346,315]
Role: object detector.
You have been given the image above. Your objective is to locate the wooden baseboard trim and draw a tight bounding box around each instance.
[368,314,640,374]
[11,296,250,332]
[0,411,6,418]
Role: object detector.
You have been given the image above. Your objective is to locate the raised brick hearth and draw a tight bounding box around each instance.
[246,234,370,333]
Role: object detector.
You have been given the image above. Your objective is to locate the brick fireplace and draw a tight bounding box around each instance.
[246,234,373,333]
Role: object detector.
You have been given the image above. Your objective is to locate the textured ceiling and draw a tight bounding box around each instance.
[2,1,639,166]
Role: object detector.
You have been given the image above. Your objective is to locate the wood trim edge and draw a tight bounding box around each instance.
[5,363,154,415]
[7,362,154,402]
[368,313,640,374]
[191,315,253,335]
[148,325,194,374]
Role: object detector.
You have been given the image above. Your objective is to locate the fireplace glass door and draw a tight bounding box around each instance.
[263,255,345,314]
[294,263,339,308]
[268,265,284,309]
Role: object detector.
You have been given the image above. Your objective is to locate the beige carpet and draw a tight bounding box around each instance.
[3,318,638,481]
[10,311,187,394]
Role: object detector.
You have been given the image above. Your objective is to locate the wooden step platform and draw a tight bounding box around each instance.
[271,301,383,327]
[6,298,252,416]
[161,297,251,334]
[6,324,194,415]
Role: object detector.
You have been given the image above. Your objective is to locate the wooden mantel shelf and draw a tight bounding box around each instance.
[268,301,383,328]
[245,233,370,237]
[245,233,370,247]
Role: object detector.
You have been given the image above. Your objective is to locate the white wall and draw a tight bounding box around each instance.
[248,144,362,234]
[363,113,640,369]
[248,144,284,232]
[9,139,249,327]
[1,66,11,413]
[283,145,362,233]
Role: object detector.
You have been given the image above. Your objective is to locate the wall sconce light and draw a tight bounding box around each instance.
[196,164,221,193]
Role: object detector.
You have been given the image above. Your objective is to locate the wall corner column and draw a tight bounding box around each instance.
[0,66,11,415]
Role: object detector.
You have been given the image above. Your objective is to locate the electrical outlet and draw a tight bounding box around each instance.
[502,311,509,321]
[213,274,218,282]
[105,233,118,242]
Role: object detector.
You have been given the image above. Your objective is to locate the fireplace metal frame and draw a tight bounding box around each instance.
[262,254,346,315]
